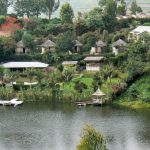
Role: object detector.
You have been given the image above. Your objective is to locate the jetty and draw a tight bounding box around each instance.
[0,98,23,107]
[76,88,106,107]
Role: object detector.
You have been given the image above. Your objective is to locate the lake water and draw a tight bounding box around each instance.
[0,102,149,150]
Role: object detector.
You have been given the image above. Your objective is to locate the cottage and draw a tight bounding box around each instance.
[1,61,49,72]
[16,40,30,54]
[112,39,127,55]
[129,26,150,41]
[41,40,55,54]
[62,61,78,69]
[95,40,106,55]
[84,57,104,71]
[73,40,83,52]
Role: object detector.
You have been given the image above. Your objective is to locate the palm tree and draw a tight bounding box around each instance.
[101,65,113,100]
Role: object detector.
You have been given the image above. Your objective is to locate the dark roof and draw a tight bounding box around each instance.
[113,39,127,47]
[16,40,25,48]
[74,40,83,47]
[41,40,55,48]
[96,40,106,47]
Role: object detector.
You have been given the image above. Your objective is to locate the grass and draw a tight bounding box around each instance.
[115,74,150,109]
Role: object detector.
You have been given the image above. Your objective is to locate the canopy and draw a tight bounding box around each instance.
[92,88,105,96]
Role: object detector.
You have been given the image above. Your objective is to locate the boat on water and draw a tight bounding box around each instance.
[0,98,23,107]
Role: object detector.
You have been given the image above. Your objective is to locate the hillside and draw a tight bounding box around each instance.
[116,75,150,109]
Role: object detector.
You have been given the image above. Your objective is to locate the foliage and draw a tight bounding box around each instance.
[130,0,142,15]
[74,80,88,93]
[55,31,74,52]
[22,33,35,50]
[103,0,117,31]
[76,125,107,150]
[60,3,74,24]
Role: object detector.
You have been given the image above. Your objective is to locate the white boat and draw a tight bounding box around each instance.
[0,98,23,107]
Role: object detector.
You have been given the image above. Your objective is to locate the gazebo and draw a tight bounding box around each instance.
[41,40,55,54]
[92,88,106,105]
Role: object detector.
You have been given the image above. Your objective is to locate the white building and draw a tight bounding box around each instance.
[1,62,49,71]
[84,57,104,71]
[129,26,150,41]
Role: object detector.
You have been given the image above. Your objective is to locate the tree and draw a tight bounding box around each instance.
[76,125,107,150]
[103,0,117,31]
[93,72,103,91]
[117,0,126,16]
[61,68,75,82]
[45,0,60,20]
[84,7,104,31]
[22,33,35,51]
[55,31,74,53]
[0,0,13,15]
[14,0,47,18]
[74,80,88,93]
[130,0,142,15]
[60,3,74,24]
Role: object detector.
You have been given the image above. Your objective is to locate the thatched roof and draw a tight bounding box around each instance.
[84,57,104,62]
[41,40,55,48]
[16,40,25,48]
[92,88,105,96]
[96,40,106,47]
[113,39,127,47]
[74,40,83,47]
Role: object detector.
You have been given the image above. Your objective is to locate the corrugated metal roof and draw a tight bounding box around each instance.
[1,62,49,68]
[62,61,78,65]
[84,57,104,62]
[131,26,150,34]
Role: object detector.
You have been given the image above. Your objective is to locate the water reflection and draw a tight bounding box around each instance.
[0,102,149,150]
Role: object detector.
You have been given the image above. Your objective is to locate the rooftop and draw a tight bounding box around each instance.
[131,26,150,34]
[16,40,25,48]
[92,88,105,96]
[74,40,83,47]
[113,39,127,47]
[62,61,78,65]
[84,57,104,62]
[1,62,49,68]
[41,40,55,47]
[96,40,106,47]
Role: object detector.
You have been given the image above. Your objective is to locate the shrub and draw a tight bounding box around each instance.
[76,125,107,150]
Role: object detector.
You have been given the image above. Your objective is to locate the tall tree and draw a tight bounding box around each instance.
[103,0,117,31]
[60,3,74,24]
[117,0,126,16]
[0,0,13,15]
[45,0,60,20]
[130,0,142,15]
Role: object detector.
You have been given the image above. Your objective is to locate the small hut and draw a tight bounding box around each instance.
[112,39,127,55]
[84,57,104,71]
[95,40,106,55]
[16,40,30,54]
[73,40,83,52]
[41,40,55,54]
[92,88,106,105]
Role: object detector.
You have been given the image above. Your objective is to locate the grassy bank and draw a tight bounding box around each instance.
[115,74,150,109]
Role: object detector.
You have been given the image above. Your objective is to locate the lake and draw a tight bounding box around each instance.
[0,102,149,150]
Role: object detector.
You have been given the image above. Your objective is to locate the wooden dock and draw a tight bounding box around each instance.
[75,100,105,107]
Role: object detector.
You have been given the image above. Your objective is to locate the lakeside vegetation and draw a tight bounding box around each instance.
[0,0,150,109]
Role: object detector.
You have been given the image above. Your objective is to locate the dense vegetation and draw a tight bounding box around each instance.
[0,0,150,108]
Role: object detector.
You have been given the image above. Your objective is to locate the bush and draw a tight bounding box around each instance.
[76,125,107,150]
[0,16,6,25]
